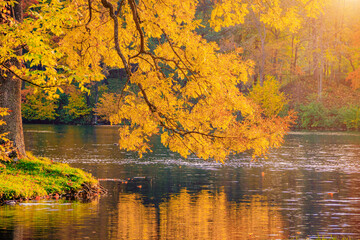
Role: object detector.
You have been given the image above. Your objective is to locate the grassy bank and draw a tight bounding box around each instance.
[0,153,104,203]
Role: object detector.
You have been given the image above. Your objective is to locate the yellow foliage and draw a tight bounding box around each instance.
[210,0,329,34]
[0,108,13,163]
[21,88,58,121]
[248,76,287,117]
[2,0,295,161]
[95,93,119,123]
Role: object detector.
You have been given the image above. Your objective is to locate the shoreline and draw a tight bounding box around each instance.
[0,153,106,205]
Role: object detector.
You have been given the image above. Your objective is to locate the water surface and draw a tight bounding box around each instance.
[1,124,360,239]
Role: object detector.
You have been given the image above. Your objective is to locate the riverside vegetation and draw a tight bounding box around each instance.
[1,108,104,203]
[0,153,104,204]
[21,75,360,131]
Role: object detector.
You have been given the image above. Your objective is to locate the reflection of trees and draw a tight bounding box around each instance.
[24,125,126,168]
[0,199,101,240]
[115,189,285,239]
[115,194,157,240]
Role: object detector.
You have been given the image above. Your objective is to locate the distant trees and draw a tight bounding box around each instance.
[209,0,328,85]
[204,0,360,100]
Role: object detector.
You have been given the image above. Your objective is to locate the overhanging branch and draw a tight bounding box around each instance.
[0,64,57,89]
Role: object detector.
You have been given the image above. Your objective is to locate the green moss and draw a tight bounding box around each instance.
[0,152,98,201]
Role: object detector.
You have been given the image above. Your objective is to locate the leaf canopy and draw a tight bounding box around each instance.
[1,0,295,161]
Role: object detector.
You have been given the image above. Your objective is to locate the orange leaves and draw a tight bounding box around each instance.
[91,0,294,161]
[346,68,360,90]
[0,108,14,162]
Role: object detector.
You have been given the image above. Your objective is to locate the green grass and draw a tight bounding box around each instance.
[0,153,98,201]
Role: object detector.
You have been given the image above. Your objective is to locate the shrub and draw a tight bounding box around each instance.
[297,101,328,129]
[339,105,360,130]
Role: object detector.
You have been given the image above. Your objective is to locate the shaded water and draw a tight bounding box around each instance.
[1,124,360,239]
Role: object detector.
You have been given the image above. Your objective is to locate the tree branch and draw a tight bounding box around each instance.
[101,0,132,77]
[103,0,225,142]
[0,64,57,89]
[128,0,145,57]
[85,0,93,32]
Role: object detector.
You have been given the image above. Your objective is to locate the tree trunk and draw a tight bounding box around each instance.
[259,23,266,86]
[0,0,26,157]
[318,16,324,101]
[93,82,99,125]
[0,73,26,156]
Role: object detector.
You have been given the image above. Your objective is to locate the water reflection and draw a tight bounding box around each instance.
[0,199,101,240]
[1,189,285,240]
[114,193,157,240]
[111,189,285,240]
[0,125,360,239]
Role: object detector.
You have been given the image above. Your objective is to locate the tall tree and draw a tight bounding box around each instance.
[1,0,294,161]
[0,0,26,156]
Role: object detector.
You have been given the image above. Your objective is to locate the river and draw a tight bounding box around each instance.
[1,124,360,239]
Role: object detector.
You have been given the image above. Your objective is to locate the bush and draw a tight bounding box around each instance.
[296,101,360,130]
[297,101,328,129]
[22,86,92,124]
[59,88,92,124]
[296,101,342,129]
[339,105,360,130]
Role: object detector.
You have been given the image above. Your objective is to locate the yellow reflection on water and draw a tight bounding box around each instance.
[116,194,157,240]
[115,189,285,240]
[0,198,100,239]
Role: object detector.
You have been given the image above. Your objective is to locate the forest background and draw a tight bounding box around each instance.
[20,0,360,130]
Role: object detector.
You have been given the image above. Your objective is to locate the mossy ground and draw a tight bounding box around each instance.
[0,153,101,202]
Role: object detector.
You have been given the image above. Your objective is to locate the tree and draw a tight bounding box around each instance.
[0,0,294,161]
[209,0,329,85]
[0,0,26,156]
[21,87,58,122]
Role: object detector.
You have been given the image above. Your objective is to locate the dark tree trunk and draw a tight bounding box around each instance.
[0,74,26,156]
[0,0,26,157]
[257,22,266,86]
[93,82,99,125]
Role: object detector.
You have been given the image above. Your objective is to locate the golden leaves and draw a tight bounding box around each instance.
[248,76,287,117]
[88,0,293,161]
[210,1,249,32]
[0,108,12,162]
[209,0,328,34]
[2,0,294,161]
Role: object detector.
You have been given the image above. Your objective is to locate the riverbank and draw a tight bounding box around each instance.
[0,153,105,204]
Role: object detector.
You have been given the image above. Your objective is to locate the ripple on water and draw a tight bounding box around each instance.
[20,126,360,239]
